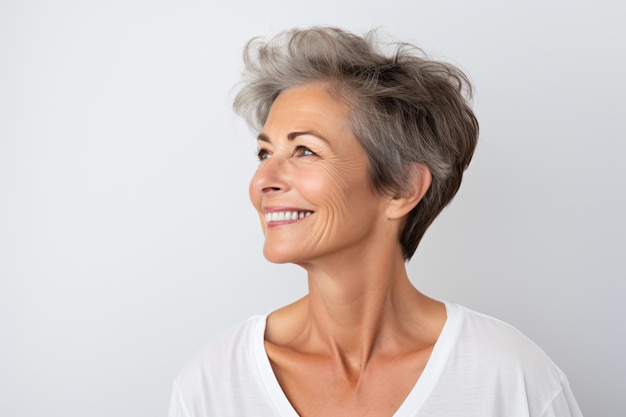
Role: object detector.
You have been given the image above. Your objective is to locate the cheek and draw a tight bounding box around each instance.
[301,166,351,207]
[303,163,374,219]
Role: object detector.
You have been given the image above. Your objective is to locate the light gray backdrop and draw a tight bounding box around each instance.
[1,0,624,416]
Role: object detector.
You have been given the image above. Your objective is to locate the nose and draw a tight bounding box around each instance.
[250,157,290,195]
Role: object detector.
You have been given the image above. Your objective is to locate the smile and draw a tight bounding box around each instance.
[265,210,313,222]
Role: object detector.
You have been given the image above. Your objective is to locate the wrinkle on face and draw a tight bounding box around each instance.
[249,82,391,265]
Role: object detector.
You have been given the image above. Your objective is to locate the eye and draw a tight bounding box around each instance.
[256,148,271,161]
[295,145,316,157]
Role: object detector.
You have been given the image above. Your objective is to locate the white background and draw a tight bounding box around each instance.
[1,0,624,416]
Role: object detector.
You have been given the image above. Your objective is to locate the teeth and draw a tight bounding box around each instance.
[265,210,313,222]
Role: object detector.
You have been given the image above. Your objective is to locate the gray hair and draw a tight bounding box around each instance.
[233,26,479,260]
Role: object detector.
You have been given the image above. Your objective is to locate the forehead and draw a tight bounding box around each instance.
[263,82,352,133]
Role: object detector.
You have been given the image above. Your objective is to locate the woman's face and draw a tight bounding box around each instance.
[249,82,392,266]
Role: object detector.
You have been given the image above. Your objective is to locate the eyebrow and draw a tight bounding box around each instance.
[257,131,330,144]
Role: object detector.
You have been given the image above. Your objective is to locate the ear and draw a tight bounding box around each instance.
[385,163,432,220]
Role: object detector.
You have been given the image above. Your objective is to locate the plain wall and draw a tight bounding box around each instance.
[1,0,624,416]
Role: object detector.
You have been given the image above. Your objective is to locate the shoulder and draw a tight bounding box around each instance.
[170,315,276,417]
[175,315,264,386]
[450,303,560,367]
[425,303,583,416]
[447,303,566,380]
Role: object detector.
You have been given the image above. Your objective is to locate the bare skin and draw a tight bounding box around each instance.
[265,270,446,416]
[250,82,447,417]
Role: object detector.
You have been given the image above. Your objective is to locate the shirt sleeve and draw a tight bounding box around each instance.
[168,380,192,417]
[540,378,584,417]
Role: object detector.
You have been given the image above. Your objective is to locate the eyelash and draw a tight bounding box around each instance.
[295,145,316,157]
[256,148,270,161]
[255,146,317,161]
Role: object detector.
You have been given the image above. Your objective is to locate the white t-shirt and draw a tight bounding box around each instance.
[168,302,583,417]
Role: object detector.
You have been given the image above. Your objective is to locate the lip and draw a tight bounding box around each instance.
[263,206,314,227]
[263,206,311,213]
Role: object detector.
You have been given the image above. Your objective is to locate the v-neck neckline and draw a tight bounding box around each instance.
[251,302,461,417]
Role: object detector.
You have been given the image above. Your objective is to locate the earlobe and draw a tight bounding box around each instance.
[386,163,432,220]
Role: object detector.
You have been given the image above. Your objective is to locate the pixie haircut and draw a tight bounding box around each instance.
[233,27,479,260]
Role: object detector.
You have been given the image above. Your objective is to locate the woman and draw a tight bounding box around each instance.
[169,27,582,417]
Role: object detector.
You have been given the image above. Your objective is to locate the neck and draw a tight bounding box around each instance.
[291,243,434,378]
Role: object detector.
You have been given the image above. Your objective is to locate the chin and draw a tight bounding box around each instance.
[262,245,297,264]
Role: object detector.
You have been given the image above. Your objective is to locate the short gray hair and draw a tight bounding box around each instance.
[233,26,479,260]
